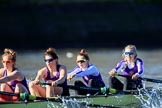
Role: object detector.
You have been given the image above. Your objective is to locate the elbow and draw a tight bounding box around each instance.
[138,70,144,76]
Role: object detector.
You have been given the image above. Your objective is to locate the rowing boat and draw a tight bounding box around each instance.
[0,93,144,108]
[0,79,160,108]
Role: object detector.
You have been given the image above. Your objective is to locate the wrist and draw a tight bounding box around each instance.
[135,73,140,77]
[55,80,59,85]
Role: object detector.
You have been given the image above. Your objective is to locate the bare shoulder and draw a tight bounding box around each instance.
[0,68,5,72]
[0,68,5,76]
[59,65,67,70]
[37,67,46,75]
[12,68,24,76]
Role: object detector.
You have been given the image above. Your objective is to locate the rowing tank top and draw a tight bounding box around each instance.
[44,65,69,96]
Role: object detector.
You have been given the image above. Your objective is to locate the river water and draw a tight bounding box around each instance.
[1,48,162,107]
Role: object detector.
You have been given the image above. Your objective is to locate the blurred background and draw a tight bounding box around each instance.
[0,0,162,50]
[0,1,162,107]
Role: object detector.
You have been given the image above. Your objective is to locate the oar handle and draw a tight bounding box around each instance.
[0,91,20,97]
[39,81,51,86]
[19,92,62,102]
[115,73,130,78]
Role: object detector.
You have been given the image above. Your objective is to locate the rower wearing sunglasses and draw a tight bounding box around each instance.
[67,49,105,95]
[29,47,69,98]
[108,45,144,90]
[0,48,29,101]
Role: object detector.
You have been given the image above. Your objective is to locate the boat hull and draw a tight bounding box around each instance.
[0,94,143,108]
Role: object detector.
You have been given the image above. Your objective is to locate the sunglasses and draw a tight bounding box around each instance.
[44,58,54,62]
[124,52,134,55]
[76,60,86,63]
[2,60,12,64]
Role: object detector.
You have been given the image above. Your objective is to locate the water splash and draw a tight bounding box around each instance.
[46,97,90,108]
[136,84,162,108]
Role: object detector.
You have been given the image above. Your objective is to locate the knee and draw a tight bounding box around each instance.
[15,83,22,88]
[0,83,8,89]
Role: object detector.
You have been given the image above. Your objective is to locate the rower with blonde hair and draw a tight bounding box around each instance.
[108,45,144,90]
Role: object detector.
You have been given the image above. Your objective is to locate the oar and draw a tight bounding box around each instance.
[39,82,117,94]
[0,91,61,102]
[0,91,62,102]
[115,73,162,83]
[26,94,61,102]
[0,91,20,97]
[39,82,138,95]
[0,91,28,101]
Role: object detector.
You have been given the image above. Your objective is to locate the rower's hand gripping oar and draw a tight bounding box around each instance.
[115,73,162,83]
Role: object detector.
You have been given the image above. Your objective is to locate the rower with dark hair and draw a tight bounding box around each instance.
[67,49,105,95]
[29,47,69,98]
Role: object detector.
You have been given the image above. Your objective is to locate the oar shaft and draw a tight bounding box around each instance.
[26,95,62,102]
[39,82,101,90]
[39,82,117,94]
[0,91,19,97]
[142,78,162,83]
[115,73,162,83]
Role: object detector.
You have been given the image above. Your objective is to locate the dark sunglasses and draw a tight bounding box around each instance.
[77,60,86,63]
[44,58,54,62]
[124,52,134,55]
[2,60,12,64]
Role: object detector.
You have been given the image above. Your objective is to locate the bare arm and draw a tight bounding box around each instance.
[33,67,46,84]
[52,65,67,86]
[108,69,116,77]
[0,70,24,83]
[0,68,4,78]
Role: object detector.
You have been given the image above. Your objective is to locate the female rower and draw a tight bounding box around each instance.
[29,47,69,98]
[108,45,144,90]
[67,49,105,95]
[0,48,29,101]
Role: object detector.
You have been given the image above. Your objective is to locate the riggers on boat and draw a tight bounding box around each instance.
[0,94,143,108]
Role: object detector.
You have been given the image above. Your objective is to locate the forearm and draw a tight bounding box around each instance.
[68,68,81,76]
[108,69,116,76]
[0,77,8,83]
[56,76,65,84]
[75,66,97,77]
[137,61,144,76]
